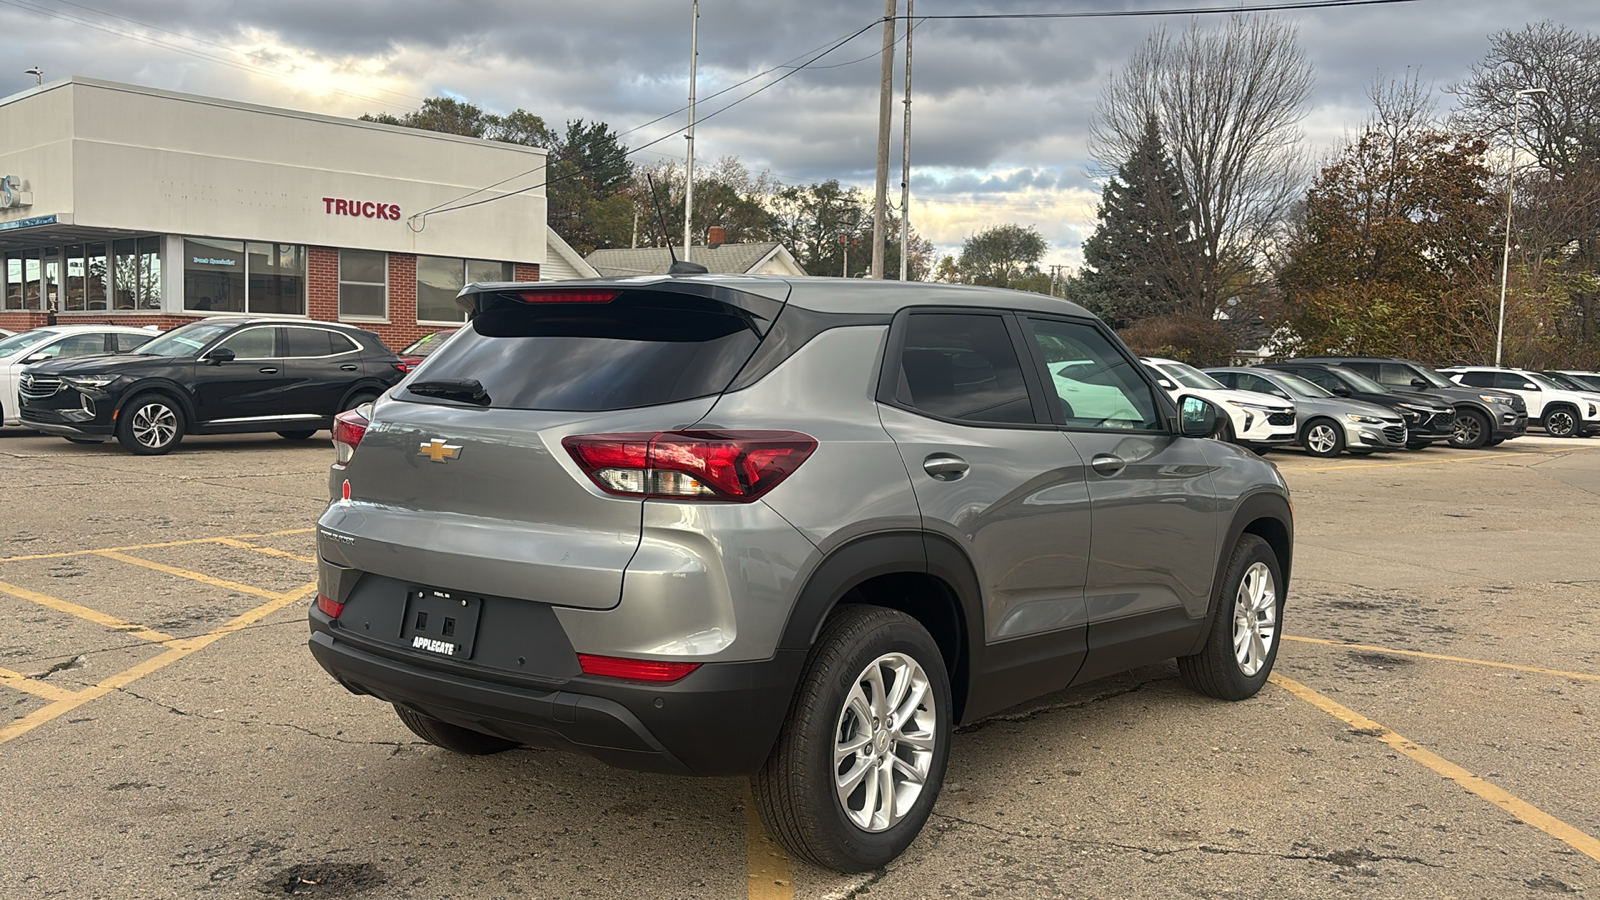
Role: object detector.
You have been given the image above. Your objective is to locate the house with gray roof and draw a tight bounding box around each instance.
[586,231,805,278]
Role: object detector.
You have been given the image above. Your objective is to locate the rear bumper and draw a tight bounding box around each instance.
[308,608,805,777]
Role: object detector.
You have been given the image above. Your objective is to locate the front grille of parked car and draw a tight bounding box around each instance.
[1427,411,1455,430]
[1268,411,1294,426]
[1383,424,1406,444]
[1509,396,1527,412]
[18,374,62,399]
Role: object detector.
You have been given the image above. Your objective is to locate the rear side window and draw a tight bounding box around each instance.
[894,313,1034,425]
[114,332,153,352]
[406,290,768,411]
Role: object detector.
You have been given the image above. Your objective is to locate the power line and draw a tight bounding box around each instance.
[905,0,1425,20]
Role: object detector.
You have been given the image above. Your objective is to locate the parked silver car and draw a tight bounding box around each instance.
[1206,367,1408,457]
[308,276,1294,872]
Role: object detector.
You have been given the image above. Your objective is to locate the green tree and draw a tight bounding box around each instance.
[1080,115,1199,327]
[952,224,1049,290]
[771,180,871,276]
[1279,81,1498,362]
[633,157,782,248]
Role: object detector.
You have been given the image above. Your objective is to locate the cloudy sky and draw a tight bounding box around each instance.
[4,0,1598,269]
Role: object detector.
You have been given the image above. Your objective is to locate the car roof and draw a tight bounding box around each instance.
[463,275,1095,319]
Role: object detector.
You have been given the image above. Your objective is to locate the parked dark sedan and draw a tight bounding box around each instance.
[1262,362,1456,448]
[19,317,405,455]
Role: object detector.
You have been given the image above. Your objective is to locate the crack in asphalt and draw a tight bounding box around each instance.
[113,686,420,749]
[956,679,1163,733]
[931,812,1442,869]
[4,618,306,672]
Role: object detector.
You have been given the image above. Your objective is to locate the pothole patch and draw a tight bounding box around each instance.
[258,862,383,896]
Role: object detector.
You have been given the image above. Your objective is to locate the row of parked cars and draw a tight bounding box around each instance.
[0,320,453,454]
[1141,355,1600,457]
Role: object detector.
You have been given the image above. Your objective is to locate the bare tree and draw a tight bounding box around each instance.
[1091,15,1313,312]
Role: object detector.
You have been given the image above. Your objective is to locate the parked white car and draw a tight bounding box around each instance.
[0,325,158,426]
[1440,366,1600,438]
[1141,357,1296,448]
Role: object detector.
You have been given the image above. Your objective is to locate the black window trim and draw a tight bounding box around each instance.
[874,306,1056,431]
[1015,311,1176,435]
[284,324,363,359]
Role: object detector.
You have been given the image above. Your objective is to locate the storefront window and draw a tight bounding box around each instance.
[137,236,162,308]
[183,238,246,312]
[416,256,513,323]
[85,243,108,310]
[338,249,386,319]
[109,238,162,309]
[24,253,41,310]
[1,254,17,310]
[246,242,305,315]
[65,245,86,311]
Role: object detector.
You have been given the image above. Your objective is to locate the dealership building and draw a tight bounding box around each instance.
[0,77,595,348]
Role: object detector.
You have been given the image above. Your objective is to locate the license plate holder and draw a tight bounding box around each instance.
[399,588,482,660]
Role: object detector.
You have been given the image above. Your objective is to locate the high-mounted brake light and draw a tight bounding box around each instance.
[517,289,618,304]
[332,408,369,467]
[562,431,816,502]
[576,653,700,682]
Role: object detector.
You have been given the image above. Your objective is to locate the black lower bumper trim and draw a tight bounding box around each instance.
[308,628,807,777]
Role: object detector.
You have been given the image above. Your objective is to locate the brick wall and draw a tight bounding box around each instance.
[0,312,192,331]
[307,246,339,323]
[514,262,541,282]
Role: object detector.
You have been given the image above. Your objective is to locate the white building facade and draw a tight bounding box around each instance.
[0,77,567,348]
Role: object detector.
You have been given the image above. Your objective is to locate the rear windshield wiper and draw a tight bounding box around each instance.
[407,378,491,406]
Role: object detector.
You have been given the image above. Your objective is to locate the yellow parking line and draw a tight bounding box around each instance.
[744,783,794,900]
[0,579,177,644]
[1292,451,1534,472]
[213,537,317,564]
[0,666,82,703]
[0,527,317,563]
[1284,636,1600,682]
[1271,673,1600,863]
[0,582,316,747]
[95,550,285,601]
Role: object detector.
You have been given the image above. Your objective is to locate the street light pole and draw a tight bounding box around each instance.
[683,0,699,263]
[898,0,914,282]
[25,66,43,86]
[1495,86,1546,368]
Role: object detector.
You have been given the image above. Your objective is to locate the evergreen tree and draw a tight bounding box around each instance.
[1080,115,1199,328]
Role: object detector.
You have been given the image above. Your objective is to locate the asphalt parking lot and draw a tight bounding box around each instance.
[2,429,1597,899]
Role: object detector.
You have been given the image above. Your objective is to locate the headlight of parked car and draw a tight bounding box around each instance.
[1346,414,1386,424]
[63,375,121,390]
[1478,394,1510,406]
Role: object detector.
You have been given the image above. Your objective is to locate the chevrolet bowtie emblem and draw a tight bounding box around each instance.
[419,439,463,463]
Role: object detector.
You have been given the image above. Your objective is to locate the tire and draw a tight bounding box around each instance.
[1486,437,1506,446]
[116,393,185,455]
[751,606,952,873]
[277,430,318,440]
[1449,409,1490,449]
[393,705,518,755]
[1299,418,1344,458]
[1543,406,1579,438]
[1177,534,1284,701]
[341,391,380,413]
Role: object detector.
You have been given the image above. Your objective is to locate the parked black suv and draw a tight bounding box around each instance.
[20,317,404,455]
[1284,356,1526,448]
[1262,362,1457,448]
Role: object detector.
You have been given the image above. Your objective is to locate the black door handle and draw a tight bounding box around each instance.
[1091,454,1126,476]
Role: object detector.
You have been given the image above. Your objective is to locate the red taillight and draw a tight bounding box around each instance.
[332,407,369,467]
[517,289,617,304]
[395,359,417,373]
[576,653,700,682]
[315,593,345,618]
[562,431,816,502]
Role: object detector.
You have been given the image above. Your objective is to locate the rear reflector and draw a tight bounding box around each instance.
[576,653,701,682]
[315,593,345,618]
[332,408,369,466]
[517,289,617,304]
[563,431,816,502]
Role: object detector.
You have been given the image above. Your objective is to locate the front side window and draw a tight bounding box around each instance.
[183,239,304,314]
[49,333,110,358]
[217,327,278,359]
[136,321,239,357]
[894,313,1034,425]
[1027,318,1160,430]
[339,249,387,319]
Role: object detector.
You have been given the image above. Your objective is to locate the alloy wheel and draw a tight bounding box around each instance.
[833,652,937,833]
[1546,410,1577,438]
[1452,414,1482,445]
[1231,561,1278,677]
[131,402,178,449]
[1305,424,1338,455]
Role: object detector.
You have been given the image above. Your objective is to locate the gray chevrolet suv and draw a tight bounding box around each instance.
[308,276,1294,872]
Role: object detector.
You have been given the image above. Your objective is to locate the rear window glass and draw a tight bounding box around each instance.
[405,290,767,411]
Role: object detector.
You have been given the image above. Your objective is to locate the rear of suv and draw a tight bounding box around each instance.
[308,277,1293,871]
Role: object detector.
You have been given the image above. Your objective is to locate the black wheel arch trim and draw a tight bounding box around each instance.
[1185,490,1293,658]
[337,380,390,409]
[116,381,198,424]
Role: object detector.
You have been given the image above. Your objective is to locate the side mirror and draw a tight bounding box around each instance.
[1520,382,1538,391]
[1331,385,1351,396]
[206,347,236,365]
[1178,395,1219,438]
[1410,378,1428,388]
[22,352,50,364]
[1157,378,1175,390]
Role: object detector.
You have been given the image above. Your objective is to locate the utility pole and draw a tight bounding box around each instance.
[898,0,913,282]
[683,0,699,263]
[1495,86,1545,367]
[871,0,896,279]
